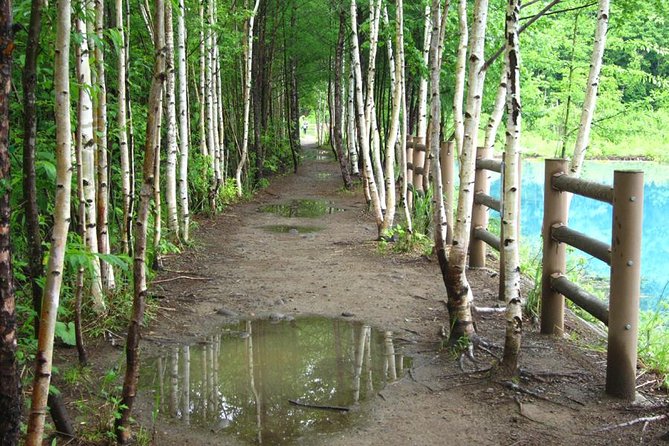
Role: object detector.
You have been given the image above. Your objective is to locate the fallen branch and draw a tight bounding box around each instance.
[152,275,212,284]
[593,414,668,433]
[288,399,350,412]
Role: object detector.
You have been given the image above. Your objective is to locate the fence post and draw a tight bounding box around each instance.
[606,170,644,400]
[440,141,455,244]
[470,146,491,268]
[413,137,426,197]
[406,136,414,211]
[541,159,569,335]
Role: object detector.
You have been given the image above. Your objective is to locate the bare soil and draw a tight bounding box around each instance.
[57,139,668,445]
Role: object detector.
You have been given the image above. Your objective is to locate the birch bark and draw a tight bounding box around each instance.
[445,0,489,340]
[165,0,180,236]
[177,0,190,241]
[116,0,131,254]
[416,4,431,140]
[570,0,609,177]
[25,0,72,440]
[452,0,467,157]
[75,2,105,312]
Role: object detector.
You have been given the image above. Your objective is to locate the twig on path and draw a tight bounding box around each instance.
[288,399,350,412]
[592,414,668,433]
[161,268,206,275]
[152,275,212,284]
[502,381,576,409]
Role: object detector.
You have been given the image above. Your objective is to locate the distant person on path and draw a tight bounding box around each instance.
[302,121,308,134]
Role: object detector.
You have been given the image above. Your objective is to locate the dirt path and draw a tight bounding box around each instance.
[133,139,667,445]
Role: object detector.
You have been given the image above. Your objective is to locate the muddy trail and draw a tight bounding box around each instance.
[91,139,667,445]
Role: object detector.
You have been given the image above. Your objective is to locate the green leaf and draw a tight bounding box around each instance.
[55,321,77,346]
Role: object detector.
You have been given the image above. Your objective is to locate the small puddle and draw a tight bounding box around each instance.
[141,316,410,445]
[304,148,335,161]
[258,199,345,218]
[261,224,324,234]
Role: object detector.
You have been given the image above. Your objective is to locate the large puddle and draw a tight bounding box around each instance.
[141,316,410,445]
[261,224,324,234]
[258,199,345,218]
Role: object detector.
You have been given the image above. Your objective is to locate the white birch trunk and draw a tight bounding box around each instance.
[416,4,431,140]
[347,75,359,175]
[235,0,260,197]
[570,0,609,177]
[350,0,384,233]
[381,0,405,233]
[446,0,489,339]
[199,0,207,156]
[165,0,180,237]
[75,4,104,312]
[26,0,73,439]
[94,0,114,290]
[452,0,468,156]
[116,0,131,255]
[205,0,217,207]
[501,0,522,373]
[177,0,190,241]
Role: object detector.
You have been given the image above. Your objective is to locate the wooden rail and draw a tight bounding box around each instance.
[541,158,644,400]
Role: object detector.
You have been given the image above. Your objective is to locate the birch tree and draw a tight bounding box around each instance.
[75,0,105,313]
[332,7,352,190]
[416,4,431,141]
[500,0,522,375]
[443,0,489,341]
[236,0,261,197]
[94,0,115,290]
[116,0,166,439]
[570,0,610,177]
[165,0,180,237]
[0,0,19,441]
[177,0,190,241]
[452,0,467,156]
[25,0,73,440]
[116,0,132,254]
[350,0,384,235]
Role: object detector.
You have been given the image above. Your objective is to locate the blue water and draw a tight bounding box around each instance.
[489,160,669,311]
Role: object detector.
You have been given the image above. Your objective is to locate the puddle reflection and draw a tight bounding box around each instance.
[258,199,346,218]
[142,317,410,445]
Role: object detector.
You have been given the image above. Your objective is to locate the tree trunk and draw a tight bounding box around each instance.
[500,0,522,376]
[416,4,431,140]
[333,9,352,190]
[176,0,190,241]
[165,0,179,237]
[115,0,165,439]
[570,0,609,177]
[94,0,115,290]
[346,74,359,175]
[0,1,19,442]
[25,0,73,440]
[199,0,207,156]
[75,1,105,313]
[116,0,131,254]
[235,0,261,197]
[483,66,507,152]
[380,0,405,234]
[445,0,489,341]
[350,0,383,235]
[452,0,467,157]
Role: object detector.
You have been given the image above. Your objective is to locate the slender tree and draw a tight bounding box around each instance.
[443,0,489,341]
[0,0,19,442]
[332,7,352,190]
[176,0,190,241]
[25,0,73,440]
[416,4,431,140]
[116,0,132,254]
[452,0,467,156]
[115,0,166,439]
[236,0,261,197]
[570,0,610,177]
[75,0,105,312]
[500,0,522,375]
[165,0,180,237]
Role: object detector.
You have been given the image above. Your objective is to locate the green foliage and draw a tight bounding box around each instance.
[638,294,669,388]
[379,224,432,256]
[412,187,433,236]
[54,321,77,346]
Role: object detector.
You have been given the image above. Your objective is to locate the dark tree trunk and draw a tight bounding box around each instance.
[333,8,352,189]
[0,2,20,443]
[287,2,300,170]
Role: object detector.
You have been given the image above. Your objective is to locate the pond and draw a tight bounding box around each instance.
[141,316,410,445]
[490,160,669,310]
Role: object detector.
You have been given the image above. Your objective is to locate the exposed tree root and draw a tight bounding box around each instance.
[592,414,668,433]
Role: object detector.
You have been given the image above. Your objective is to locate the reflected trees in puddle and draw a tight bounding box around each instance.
[142,317,410,444]
[258,199,346,218]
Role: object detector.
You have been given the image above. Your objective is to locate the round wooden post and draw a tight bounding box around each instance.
[406,136,414,210]
[606,170,644,400]
[541,159,569,335]
[440,141,455,244]
[413,137,426,197]
[470,146,491,268]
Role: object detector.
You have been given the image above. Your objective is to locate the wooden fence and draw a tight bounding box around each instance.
[541,158,644,400]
